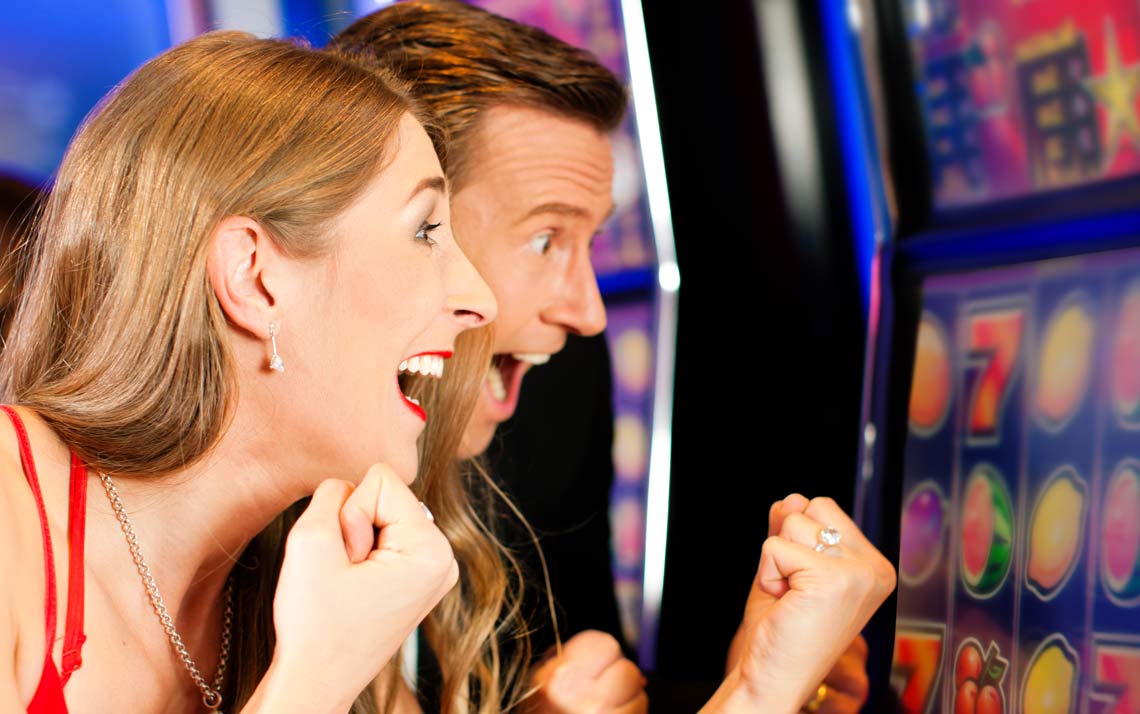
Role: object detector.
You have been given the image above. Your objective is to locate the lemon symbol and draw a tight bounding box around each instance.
[1036,298,1094,429]
[1022,639,1077,714]
[1027,469,1087,597]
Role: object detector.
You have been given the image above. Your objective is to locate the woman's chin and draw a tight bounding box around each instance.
[391,451,420,485]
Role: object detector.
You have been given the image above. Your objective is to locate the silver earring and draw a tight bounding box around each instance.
[267,321,284,373]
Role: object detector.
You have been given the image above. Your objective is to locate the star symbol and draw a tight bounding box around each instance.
[1083,17,1140,163]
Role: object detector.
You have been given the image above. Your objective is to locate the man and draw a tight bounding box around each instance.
[329,3,871,713]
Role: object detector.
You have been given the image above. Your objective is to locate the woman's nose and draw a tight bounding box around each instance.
[444,239,498,329]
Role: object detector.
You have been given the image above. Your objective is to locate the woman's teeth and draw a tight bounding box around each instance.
[399,354,445,379]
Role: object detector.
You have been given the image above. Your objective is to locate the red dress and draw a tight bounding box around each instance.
[3,406,88,714]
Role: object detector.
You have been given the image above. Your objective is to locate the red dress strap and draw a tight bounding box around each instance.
[59,452,87,684]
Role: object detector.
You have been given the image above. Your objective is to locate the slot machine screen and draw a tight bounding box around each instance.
[900,0,1140,210]
[870,0,1140,711]
[889,245,1140,713]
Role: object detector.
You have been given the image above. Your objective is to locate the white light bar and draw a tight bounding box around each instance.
[618,0,679,671]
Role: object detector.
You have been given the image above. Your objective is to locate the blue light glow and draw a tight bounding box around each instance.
[819,0,890,315]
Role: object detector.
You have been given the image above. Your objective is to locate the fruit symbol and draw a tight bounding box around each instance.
[614,327,652,393]
[900,482,946,586]
[1026,467,1087,599]
[613,415,648,481]
[955,639,1008,714]
[1021,635,1078,714]
[910,314,953,436]
[1035,295,1094,431]
[1111,279,1140,427]
[1102,460,1140,604]
[612,498,645,569]
[961,464,1014,597]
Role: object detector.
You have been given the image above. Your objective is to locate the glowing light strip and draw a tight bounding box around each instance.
[755,1,825,240]
[818,0,893,526]
[165,0,206,43]
[618,0,679,671]
[207,0,284,37]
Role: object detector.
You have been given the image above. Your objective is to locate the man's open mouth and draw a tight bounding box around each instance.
[486,352,551,403]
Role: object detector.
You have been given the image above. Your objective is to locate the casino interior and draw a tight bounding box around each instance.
[3,1,1140,713]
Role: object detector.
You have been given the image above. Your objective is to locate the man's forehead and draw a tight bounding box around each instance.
[465,106,614,219]
[470,106,613,173]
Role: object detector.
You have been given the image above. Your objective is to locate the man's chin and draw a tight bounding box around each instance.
[458,415,498,459]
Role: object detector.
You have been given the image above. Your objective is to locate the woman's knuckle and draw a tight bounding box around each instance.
[809,496,838,513]
[286,522,324,548]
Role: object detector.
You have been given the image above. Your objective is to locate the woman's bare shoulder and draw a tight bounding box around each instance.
[0,405,73,596]
[0,408,30,541]
[0,405,67,704]
[0,542,25,712]
[0,406,39,586]
[0,405,72,504]
[0,406,39,533]
[0,495,44,711]
[0,422,30,707]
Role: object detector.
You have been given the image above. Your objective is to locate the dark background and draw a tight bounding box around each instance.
[641,0,867,706]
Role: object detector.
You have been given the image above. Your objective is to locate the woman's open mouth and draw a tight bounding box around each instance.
[397,351,451,421]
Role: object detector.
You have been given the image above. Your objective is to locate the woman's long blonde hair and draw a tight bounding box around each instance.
[1,31,418,472]
[0,31,523,713]
[410,324,531,714]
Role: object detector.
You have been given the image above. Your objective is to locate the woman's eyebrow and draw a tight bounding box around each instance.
[406,176,446,203]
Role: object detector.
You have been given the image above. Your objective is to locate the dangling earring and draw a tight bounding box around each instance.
[267,321,284,373]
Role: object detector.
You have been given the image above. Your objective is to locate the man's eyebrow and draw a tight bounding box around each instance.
[513,202,590,225]
[407,176,446,203]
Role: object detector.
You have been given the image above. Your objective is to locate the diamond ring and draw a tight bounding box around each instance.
[814,527,841,552]
[420,501,435,522]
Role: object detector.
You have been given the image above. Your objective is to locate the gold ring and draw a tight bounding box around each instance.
[804,683,827,713]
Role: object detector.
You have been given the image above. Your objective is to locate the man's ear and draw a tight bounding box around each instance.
[205,216,283,338]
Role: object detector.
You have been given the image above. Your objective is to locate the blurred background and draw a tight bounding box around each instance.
[6,1,1140,713]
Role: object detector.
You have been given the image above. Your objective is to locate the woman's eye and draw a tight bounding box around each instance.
[416,221,442,246]
[528,232,553,255]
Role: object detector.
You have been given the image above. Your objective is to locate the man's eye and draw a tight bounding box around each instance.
[528,232,553,255]
[416,221,442,246]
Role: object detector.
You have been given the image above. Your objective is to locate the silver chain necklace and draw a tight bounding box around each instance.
[99,473,235,712]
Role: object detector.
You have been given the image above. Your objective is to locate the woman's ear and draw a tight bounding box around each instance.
[205,216,283,338]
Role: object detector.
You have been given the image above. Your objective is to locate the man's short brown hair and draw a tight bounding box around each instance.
[328,0,628,190]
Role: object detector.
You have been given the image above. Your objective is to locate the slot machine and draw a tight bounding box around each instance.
[850,1,1140,713]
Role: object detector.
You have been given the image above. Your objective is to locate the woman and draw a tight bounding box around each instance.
[0,31,500,712]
